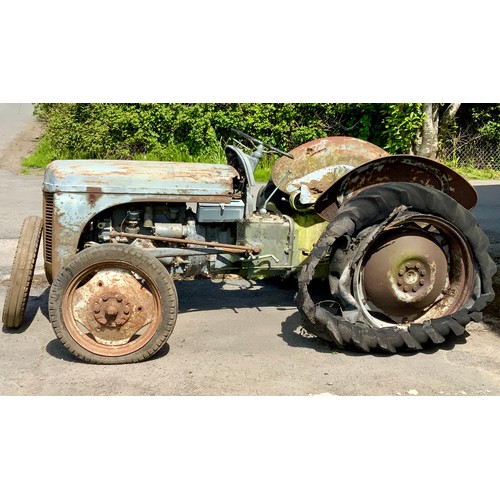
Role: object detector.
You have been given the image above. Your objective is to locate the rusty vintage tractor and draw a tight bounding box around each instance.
[2,130,496,362]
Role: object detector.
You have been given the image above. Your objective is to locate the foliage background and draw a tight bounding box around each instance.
[27,103,500,180]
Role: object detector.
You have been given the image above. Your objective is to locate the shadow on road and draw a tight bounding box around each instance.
[483,270,500,334]
[2,287,49,334]
[3,274,494,362]
[45,337,171,363]
[279,309,471,357]
[176,277,297,313]
[279,311,332,353]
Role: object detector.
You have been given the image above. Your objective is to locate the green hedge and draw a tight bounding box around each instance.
[32,103,425,163]
[25,103,500,181]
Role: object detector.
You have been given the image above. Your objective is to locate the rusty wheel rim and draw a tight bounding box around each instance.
[61,261,162,357]
[353,214,476,328]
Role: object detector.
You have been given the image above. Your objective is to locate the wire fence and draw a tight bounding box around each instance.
[439,136,500,170]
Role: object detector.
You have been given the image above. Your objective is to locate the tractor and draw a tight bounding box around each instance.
[2,129,496,362]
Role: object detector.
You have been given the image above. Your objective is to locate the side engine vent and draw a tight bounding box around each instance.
[44,192,54,264]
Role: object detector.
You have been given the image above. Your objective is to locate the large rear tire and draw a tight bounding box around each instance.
[2,216,43,328]
[297,183,496,353]
[48,244,178,364]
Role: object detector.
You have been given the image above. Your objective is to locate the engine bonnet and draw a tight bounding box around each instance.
[43,160,239,199]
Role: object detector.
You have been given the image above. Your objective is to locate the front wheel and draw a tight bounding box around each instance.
[297,183,496,353]
[48,244,178,364]
[2,216,43,328]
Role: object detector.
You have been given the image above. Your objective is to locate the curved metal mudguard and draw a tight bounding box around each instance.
[271,137,388,204]
[315,154,477,221]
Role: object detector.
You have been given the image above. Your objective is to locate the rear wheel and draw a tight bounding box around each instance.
[2,216,43,328]
[297,183,496,352]
[48,244,178,364]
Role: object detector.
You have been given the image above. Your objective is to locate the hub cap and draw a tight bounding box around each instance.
[353,214,475,326]
[362,231,448,318]
[62,265,161,356]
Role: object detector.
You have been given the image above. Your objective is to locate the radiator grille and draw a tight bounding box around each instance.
[44,192,54,264]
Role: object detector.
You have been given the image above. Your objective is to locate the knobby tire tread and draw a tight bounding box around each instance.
[297,183,496,353]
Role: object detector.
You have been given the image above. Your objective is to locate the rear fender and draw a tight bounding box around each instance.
[315,155,477,221]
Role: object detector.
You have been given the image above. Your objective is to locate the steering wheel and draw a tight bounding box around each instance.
[230,128,294,159]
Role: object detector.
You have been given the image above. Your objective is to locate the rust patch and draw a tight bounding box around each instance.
[272,136,389,198]
[69,268,158,351]
[316,155,478,221]
[361,230,448,319]
[86,187,103,208]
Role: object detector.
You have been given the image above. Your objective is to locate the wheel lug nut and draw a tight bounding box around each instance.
[420,269,426,277]
[106,305,118,317]
[397,277,403,286]
[398,267,405,276]
[412,286,418,292]
[420,278,425,285]
[403,285,409,292]
[94,305,100,313]
[103,295,109,301]
[415,262,421,269]
[116,295,123,302]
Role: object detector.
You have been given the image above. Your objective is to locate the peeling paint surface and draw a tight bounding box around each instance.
[72,269,156,345]
[286,165,355,205]
[316,155,478,221]
[44,160,239,197]
[43,160,240,278]
[272,136,388,199]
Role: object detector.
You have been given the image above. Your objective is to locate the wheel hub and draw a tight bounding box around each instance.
[71,269,156,346]
[92,291,132,328]
[362,230,448,319]
[397,260,431,293]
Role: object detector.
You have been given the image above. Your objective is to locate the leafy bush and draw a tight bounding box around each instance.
[32,103,426,166]
[457,104,500,142]
[26,103,500,182]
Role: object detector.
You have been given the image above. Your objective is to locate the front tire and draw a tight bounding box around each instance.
[2,216,43,328]
[297,182,496,353]
[48,244,178,364]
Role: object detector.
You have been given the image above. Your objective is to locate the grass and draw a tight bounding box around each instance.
[22,135,500,183]
[22,136,276,182]
[21,136,58,172]
[446,164,500,180]
[21,136,80,174]
[130,142,276,182]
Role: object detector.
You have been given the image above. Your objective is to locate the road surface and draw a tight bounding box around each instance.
[0,103,35,153]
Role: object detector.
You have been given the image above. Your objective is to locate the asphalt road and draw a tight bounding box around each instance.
[0,103,35,152]
[472,182,500,254]
[0,109,499,395]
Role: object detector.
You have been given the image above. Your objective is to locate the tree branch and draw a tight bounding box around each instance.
[441,103,461,129]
